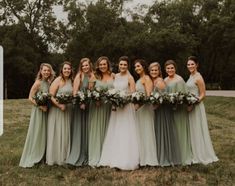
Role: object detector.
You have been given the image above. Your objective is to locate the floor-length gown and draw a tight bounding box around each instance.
[19,80,49,167]
[186,72,218,164]
[66,75,90,166]
[88,80,113,166]
[99,73,140,170]
[154,87,181,166]
[166,77,193,165]
[46,79,73,165]
[135,80,158,166]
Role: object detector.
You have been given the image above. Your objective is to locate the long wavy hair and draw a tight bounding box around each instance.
[95,56,112,80]
[36,63,55,83]
[59,61,74,82]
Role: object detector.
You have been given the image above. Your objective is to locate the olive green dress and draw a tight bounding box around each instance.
[88,79,113,166]
[66,75,89,166]
[166,77,193,165]
[46,79,73,165]
[19,80,49,168]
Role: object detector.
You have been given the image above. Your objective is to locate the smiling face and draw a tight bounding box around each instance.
[41,65,51,80]
[187,59,198,74]
[81,61,90,73]
[149,65,160,79]
[165,64,176,77]
[119,60,128,73]
[98,59,109,73]
[62,64,72,78]
[134,62,144,75]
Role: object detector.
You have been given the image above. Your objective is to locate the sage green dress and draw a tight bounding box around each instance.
[136,80,158,166]
[19,80,49,167]
[46,79,73,165]
[153,87,181,166]
[166,77,193,165]
[186,73,218,164]
[88,79,113,166]
[66,74,89,166]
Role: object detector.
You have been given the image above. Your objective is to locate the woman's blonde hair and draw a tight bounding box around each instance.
[149,62,162,78]
[77,58,93,74]
[36,63,55,83]
[95,56,112,80]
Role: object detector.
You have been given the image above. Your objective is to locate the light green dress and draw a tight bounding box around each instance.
[136,79,158,166]
[186,73,218,164]
[46,79,73,165]
[166,77,193,165]
[19,80,49,167]
[66,74,89,166]
[88,79,113,166]
[153,87,181,166]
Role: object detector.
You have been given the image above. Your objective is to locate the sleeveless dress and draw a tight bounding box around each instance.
[98,74,140,170]
[46,79,73,165]
[88,79,113,166]
[66,74,90,166]
[186,73,218,164]
[166,78,193,165]
[153,87,181,166]
[135,79,158,166]
[19,80,49,167]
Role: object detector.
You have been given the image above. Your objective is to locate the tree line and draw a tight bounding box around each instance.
[1,0,235,98]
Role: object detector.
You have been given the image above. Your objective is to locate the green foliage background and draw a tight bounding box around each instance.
[1,0,235,98]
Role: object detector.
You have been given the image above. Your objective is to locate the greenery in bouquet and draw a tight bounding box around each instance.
[148,92,164,105]
[90,87,108,102]
[55,92,73,104]
[130,91,147,105]
[163,92,185,110]
[73,89,91,105]
[183,92,199,105]
[33,91,51,106]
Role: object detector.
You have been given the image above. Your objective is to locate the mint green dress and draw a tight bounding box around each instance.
[166,77,193,165]
[186,73,218,164]
[46,79,73,165]
[66,75,89,166]
[153,87,181,166]
[136,80,158,166]
[19,80,49,167]
[88,79,113,166]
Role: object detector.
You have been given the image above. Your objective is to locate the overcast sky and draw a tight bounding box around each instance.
[54,0,154,22]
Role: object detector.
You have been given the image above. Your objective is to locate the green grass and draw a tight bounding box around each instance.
[1,97,235,186]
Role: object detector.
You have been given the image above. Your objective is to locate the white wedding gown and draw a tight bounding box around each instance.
[98,73,140,170]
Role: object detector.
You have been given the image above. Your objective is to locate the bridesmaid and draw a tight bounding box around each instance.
[20,63,55,167]
[164,60,193,165]
[66,58,94,166]
[134,59,158,166]
[149,62,181,166]
[186,56,218,164]
[88,56,114,167]
[99,56,139,170]
[46,61,73,166]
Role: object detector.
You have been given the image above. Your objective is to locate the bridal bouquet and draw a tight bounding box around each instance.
[184,92,199,105]
[105,89,130,110]
[55,92,73,104]
[33,91,51,106]
[130,91,147,105]
[148,92,164,105]
[163,92,185,110]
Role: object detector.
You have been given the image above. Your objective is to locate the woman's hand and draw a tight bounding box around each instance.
[39,106,48,112]
[58,104,66,111]
[187,105,194,112]
[80,103,86,110]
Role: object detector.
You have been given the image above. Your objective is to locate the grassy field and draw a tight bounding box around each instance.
[1,97,235,186]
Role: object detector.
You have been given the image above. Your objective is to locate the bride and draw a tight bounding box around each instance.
[98,56,140,170]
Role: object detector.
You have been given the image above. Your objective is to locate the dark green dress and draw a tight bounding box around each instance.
[19,80,49,167]
[153,87,181,166]
[66,74,89,166]
[166,77,193,165]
